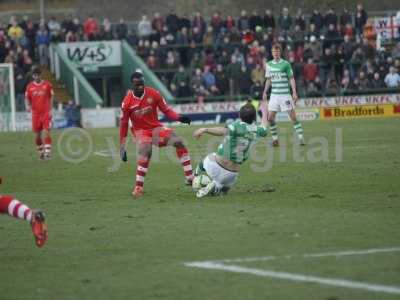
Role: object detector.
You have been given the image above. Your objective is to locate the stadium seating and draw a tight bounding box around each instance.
[0,4,400,107]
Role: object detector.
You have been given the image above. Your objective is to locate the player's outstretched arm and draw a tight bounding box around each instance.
[193,127,228,139]
[156,93,180,121]
[156,91,192,124]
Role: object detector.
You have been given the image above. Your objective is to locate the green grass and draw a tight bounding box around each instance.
[0,118,400,300]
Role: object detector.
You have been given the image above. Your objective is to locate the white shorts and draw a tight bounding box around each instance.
[268,94,294,112]
[203,154,238,189]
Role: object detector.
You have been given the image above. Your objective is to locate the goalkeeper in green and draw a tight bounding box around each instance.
[261,43,305,146]
[192,101,268,198]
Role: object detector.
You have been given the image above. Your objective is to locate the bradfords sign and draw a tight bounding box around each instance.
[321,104,400,119]
[58,41,122,67]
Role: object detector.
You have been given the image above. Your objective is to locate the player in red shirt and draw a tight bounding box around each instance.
[0,177,48,247]
[25,67,54,160]
[120,72,194,198]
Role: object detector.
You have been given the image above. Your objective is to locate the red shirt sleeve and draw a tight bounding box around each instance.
[155,90,179,121]
[47,81,54,97]
[119,94,130,145]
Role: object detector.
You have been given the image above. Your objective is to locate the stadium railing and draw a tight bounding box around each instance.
[49,43,103,107]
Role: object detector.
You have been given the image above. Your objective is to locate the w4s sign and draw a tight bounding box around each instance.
[59,41,122,67]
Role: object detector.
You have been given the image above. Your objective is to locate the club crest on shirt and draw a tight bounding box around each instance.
[147,97,154,105]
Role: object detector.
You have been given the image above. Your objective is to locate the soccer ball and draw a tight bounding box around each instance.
[192,174,211,191]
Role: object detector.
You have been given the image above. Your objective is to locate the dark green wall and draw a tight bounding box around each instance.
[1,0,398,22]
[69,0,400,19]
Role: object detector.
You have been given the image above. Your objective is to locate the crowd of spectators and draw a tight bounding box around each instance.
[1,4,400,106]
[129,5,400,100]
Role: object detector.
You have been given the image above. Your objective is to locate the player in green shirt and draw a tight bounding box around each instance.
[261,43,305,146]
[192,101,268,198]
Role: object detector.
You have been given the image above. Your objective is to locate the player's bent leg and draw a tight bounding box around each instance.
[170,134,194,185]
[268,111,279,146]
[133,143,152,198]
[288,110,305,145]
[0,195,47,247]
[196,154,237,198]
[0,195,33,221]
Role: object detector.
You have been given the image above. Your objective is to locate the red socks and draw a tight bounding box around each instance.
[35,136,43,155]
[44,136,52,156]
[35,136,51,157]
[135,158,150,188]
[134,147,193,189]
[176,147,194,181]
[0,195,32,222]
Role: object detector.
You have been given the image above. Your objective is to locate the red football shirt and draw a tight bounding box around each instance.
[119,87,179,143]
[25,80,53,114]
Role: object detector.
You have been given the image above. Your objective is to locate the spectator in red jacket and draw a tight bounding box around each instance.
[83,15,99,40]
[303,58,318,84]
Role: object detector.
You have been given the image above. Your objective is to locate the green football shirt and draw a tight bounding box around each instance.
[217,120,267,164]
[265,59,293,96]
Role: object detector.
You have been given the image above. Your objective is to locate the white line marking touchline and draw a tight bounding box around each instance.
[184,247,400,295]
[303,247,400,258]
[185,262,400,295]
[209,246,400,263]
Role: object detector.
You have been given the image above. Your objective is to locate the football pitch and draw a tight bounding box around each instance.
[0,118,399,300]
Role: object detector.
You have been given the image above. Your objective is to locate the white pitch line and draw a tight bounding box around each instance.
[185,261,400,295]
[184,247,400,295]
[215,255,278,263]
[303,247,400,259]
[209,246,400,263]
[93,150,114,157]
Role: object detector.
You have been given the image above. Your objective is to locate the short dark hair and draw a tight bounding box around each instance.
[32,66,41,74]
[272,43,282,51]
[239,101,256,124]
[130,71,144,82]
